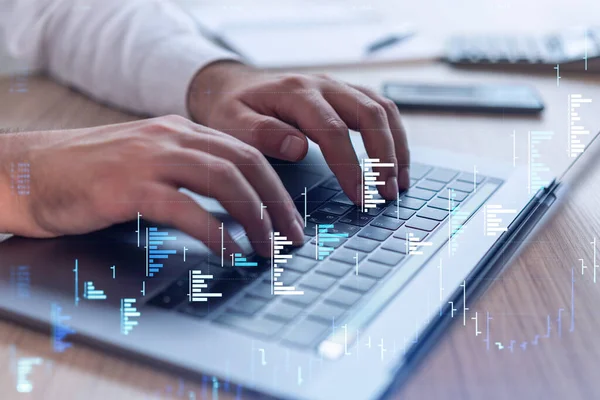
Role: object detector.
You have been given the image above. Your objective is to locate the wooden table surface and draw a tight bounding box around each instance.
[3,1,600,398]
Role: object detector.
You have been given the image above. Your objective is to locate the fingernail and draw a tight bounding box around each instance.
[385,176,399,199]
[280,136,305,160]
[398,167,410,190]
[291,219,305,244]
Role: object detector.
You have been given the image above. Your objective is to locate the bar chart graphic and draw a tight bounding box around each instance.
[232,253,258,267]
[528,131,554,193]
[10,162,30,195]
[120,298,140,335]
[10,265,30,298]
[361,158,394,212]
[83,281,107,300]
[447,190,470,256]
[51,303,75,353]
[568,94,592,158]
[16,357,43,393]
[483,204,517,236]
[406,232,433,255]
[316,224,348,260]
[188,270,222,302]
[146,227,177,277]
[271,232,303,296]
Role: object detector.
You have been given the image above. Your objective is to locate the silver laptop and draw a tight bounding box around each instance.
[0,132,597,399]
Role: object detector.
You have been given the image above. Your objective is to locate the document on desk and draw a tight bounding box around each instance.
[183,2,441,68]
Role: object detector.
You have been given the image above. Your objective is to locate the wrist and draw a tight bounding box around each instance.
[187,60,252,125]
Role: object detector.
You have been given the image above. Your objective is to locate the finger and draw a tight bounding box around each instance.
[221,103,309,162]
[347,83,410,190]
[175,130,305,245]
[139,183,243,257]
[243,76,362,203]
[156,150,274,257]
[318,80,399,200]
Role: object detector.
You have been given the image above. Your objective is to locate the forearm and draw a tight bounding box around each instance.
[1,0,240,117]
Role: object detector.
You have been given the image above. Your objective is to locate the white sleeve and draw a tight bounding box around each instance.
[0,0,240,118]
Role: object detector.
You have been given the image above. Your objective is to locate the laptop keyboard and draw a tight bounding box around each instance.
[148,163,495,349]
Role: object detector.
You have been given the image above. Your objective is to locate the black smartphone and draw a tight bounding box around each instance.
[382,82,545,114]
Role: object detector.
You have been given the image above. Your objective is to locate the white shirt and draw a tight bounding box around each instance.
[0,0,239,118]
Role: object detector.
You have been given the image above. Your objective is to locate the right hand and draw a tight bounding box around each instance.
[0,115,305,257]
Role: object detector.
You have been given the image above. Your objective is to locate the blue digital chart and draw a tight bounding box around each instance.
[83,281,107,300]
[232,253,258,267]
[146,227,177,277]
[120,298,141,335]
[361,158,393,212]
[271,232,303,296]
[188,270,222,302]
[51,303,75,353]
[316,224,348,260]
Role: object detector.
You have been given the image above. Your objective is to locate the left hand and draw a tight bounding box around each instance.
[188,61,410,204]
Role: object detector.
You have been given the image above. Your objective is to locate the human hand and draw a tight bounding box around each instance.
[0,115,305,257]
[188,62,410,204]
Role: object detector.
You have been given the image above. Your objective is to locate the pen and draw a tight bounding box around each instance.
[365,32,415,55]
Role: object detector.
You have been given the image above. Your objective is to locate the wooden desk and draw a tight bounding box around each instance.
[3,49,600,400]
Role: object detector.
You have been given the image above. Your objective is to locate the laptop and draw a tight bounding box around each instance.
[0,132,597,399]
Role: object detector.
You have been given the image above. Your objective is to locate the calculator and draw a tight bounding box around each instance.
[444,27,600,73]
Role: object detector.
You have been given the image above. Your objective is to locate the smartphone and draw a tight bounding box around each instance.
[382,82,545,114]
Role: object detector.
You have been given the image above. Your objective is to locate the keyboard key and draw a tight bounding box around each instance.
[284,287,321,306]
[357,262,392,279]
[405,188,436,201]
[409,164,432,180]
[339,210,373,227]
[345,236,380,253]
[427,168,458,183]
[300,272,337,291]
[438,190,468,202]
[147,278,189,309]
[331,248,367,265]
[309,302,345,322]
[308,210,339,225]
[383,206,415,220]
[362,206,385,216]
[457,172,485,185]
[277,269,302,285]
[303,221,317,236]
[340,275,378,293]
[428,198,457,211]
[264,301,303,322]
[358,225,393,241]
[311,236,347,249]
[325,287,362,308]
[417,207,449,221]
[370,216,404,231]
[294,244,318,260]
[320,177,342,191]
[331,192,354,206]
[410,179,418,187]
[381,237,408,254]
[447,181,474,193]
[295,187,338,214]
[406,217,439,232]
[281,318,330,347]
[247,281,273,300]
[229,296,269,316]
[394,227,429,241]
[368,249,405,266]
[216,314,284,338]
[416,180,446,192]
[285,256,318,273]
[315,260,353,277]
[394,197,426,210]
[328,223,361,237]
[318,202,352,216]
